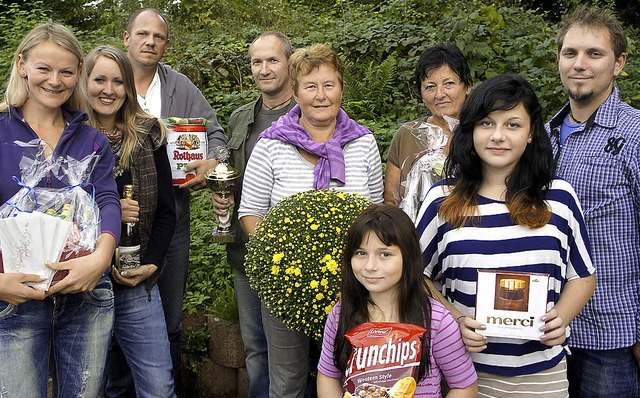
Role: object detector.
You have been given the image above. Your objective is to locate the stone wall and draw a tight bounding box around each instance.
[180,312,248,398]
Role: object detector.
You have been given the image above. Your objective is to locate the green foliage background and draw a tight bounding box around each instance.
[1,0,639,315]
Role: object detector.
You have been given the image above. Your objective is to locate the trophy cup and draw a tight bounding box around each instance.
[205,146,239,243]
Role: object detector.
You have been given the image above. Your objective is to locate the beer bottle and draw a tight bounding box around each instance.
[116,184,141,270]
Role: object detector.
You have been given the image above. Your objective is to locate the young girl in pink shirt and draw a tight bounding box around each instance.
[317,204,478,397]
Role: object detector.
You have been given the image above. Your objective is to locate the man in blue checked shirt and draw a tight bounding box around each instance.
[546,5,640,397]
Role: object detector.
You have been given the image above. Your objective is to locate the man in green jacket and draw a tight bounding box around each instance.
[212,31,295,397]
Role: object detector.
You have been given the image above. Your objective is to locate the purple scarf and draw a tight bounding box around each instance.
[259,104,372,189]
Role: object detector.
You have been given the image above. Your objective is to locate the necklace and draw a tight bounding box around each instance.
[263,96,292,110]
[99,126,125,177]
[569,111,586,124]
[99,126,123,142]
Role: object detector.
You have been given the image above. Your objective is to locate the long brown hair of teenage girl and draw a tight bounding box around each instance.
[333,204,433,381]
[439,73,554,228]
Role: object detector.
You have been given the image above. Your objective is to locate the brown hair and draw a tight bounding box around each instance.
[439,74,553,229]
[557,5,627,59]
[249,31,293,59]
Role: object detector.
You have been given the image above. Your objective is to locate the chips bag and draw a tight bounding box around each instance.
[343,322,426,398]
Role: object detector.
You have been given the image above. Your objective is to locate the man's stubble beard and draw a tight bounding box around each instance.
[567,88,594,104]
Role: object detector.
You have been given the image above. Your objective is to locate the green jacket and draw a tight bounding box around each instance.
[227,98,259,179]
[226,97,296,244]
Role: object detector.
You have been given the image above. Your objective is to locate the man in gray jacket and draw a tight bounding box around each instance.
[120,8,226,391]
[213,31,295,397]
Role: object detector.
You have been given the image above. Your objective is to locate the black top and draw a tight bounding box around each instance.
[116,145,175,267]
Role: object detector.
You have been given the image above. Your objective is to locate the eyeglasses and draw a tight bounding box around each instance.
[422,81,462,94]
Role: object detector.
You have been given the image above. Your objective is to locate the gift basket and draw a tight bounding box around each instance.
[398,116,458,222]
[0,140,101,290]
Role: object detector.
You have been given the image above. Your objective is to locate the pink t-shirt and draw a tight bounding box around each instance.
[318,298,477,397]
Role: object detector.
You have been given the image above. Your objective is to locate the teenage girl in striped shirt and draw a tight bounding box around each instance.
[416,74,596,397]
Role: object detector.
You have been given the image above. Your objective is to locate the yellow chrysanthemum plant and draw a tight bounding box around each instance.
[245,189,373,340]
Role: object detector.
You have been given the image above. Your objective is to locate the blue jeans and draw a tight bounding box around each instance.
[228,242,270,398]
[567,346,640,397]
[105,283,176,398]
[0,276,114,397]
[262,304,310,398]
[157,188,191,381]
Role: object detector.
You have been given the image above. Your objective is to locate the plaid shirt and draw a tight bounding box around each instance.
[546,88,640,350]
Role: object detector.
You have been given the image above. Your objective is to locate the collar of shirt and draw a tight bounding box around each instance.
[549,88,620,132]
[548,86,640,350]
[137,71,162,118]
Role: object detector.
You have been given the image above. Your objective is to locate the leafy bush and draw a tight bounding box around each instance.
[185,189,234,316]
[2,0,639,322]
[207,280,239,323]
[0,2,48,91]
[154,0,640,136]
[162,0,640,323]
[181,326,210,372]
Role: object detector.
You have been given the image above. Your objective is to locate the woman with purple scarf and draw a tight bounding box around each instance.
[238,43,383,397]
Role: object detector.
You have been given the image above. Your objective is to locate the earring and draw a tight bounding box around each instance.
[527,137,532,143]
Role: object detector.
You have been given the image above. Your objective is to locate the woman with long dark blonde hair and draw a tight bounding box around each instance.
[84,44,176,397]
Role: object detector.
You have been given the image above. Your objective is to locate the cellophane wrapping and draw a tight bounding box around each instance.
[0,140,101,289]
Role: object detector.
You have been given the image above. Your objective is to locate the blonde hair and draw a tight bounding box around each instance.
[288,43,343,93]
[1,22,85,112]
[84,45,168,171]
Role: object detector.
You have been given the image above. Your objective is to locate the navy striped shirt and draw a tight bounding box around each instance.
[416,179,594,376]
[547,88,640,350]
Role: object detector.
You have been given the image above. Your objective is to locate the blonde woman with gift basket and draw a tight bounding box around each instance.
[0,22,121,397]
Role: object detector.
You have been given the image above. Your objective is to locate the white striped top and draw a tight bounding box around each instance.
[416,178,595,376]
[238,135,384,220]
